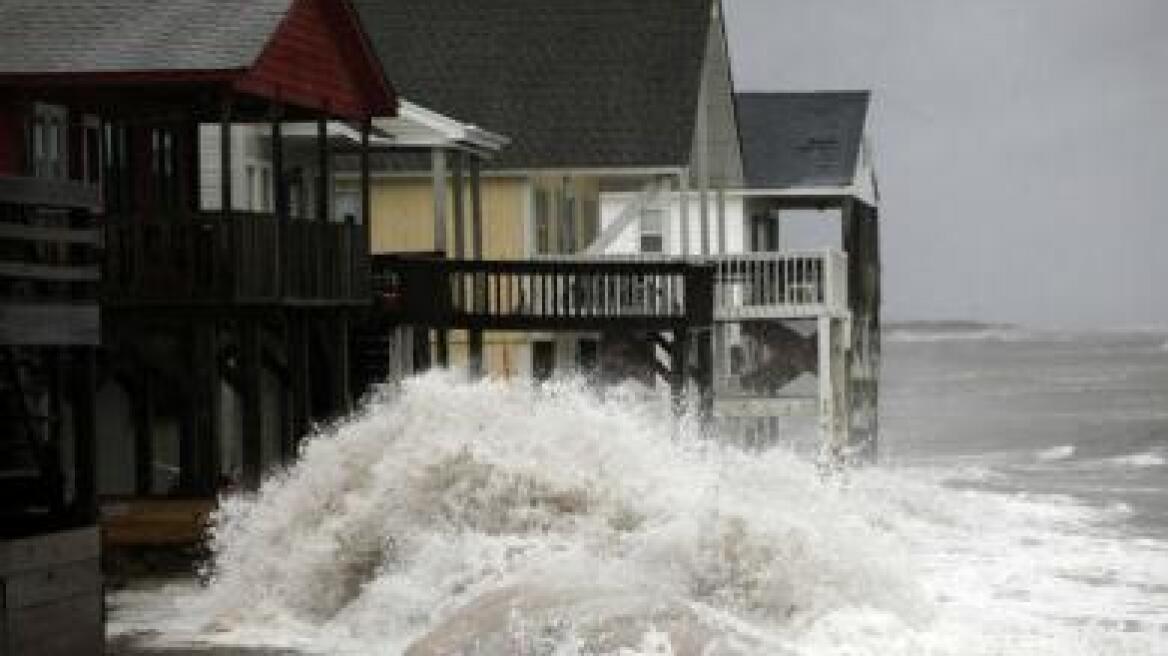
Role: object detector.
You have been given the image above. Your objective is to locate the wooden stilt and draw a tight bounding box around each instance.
[671,327,688,417]
[133,366,154,496]
[70,347,97,523]
[335,313,352,414]
[240,319,262,489]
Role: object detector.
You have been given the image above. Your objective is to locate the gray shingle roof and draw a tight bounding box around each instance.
[736,91,870,189]
[350,0,712,170]
[0,0,293,74]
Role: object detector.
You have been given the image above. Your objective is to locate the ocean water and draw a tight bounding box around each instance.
[108,329,1168,655]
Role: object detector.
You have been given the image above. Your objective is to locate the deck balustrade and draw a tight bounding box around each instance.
[374,255,714,331]
[103,213,369,306]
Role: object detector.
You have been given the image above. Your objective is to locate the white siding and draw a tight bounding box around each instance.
[599,190,746,257]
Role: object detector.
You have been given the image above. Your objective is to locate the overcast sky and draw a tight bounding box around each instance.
[724,0,1168,328]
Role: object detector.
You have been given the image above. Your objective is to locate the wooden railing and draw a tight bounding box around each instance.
[373,255,714,331]
[0,176,102,346]
[534,250,850,320]
[713,250,848,320]
[103,212,369,306]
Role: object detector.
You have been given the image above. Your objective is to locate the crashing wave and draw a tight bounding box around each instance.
[107,372,1168,655]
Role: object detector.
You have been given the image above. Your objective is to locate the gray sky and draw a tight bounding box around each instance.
[724,0,1168,328]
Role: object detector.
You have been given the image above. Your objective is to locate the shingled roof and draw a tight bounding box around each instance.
[736,92,870,189]
[351,0,712,170]
[0,0,294,74]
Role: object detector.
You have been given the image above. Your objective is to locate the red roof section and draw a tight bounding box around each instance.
[234,0,396,119]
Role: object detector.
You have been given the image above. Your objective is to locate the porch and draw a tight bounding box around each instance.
[103,212,369,307]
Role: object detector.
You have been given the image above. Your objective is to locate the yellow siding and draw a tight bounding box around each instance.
[368,175,530,378]
[368,176,527,258]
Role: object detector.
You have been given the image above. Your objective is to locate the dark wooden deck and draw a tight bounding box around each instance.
[0,176,103,347]
[374,255,714,332]
[104,212,370,308]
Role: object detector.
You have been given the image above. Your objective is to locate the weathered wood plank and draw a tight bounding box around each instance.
[100,498,213,547]
[6,591,102,656]
[714,396,818,418]
[0,223,102,246]
[0,527,99,577]
[4,558,100,610]
[0,262,100,283]
[0,176,102,211]
[0,304,100,346]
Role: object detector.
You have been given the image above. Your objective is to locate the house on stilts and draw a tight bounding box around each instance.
[0,0,393,647]
[346,0,882,458]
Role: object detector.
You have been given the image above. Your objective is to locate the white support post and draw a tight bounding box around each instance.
[716,187,726,255]
[818,316,851,462]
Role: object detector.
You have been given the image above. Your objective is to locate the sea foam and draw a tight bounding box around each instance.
[109,372,1168,655]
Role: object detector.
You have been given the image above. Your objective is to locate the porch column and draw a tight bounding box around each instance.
[698,173,710,256]
[468,154,484,377]
[71,348,98,522]
[240,319,262,489]
[432,148,448,253]
[316,116,331,222]
[219,96,233,294]
[452,151,466,259]
[360,118,372,302]
[817,316,850,463]
[431,148,449,367]
[470,155,483,260]
[271,111,286,297]
[360,118,372,244]
[716,187,726,254]
[678,171,690,256]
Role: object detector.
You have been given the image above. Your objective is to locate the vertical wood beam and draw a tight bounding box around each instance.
[451,151,465,259]
[670,327,688,417]
[240,319,262,489]
[360,118,372,249]
[335,314,352,414]
[316,116,330,222]
[219,98,233,295]
[716,187,726,254]
[470,155,483,260]
[133,369,154,496]
[468,155,484,376]
[71,347,98,523]
[192,322,222,495]
[219,100,233,216]
[432,148,448,254]
[271,113,286,298]
[678,171,690,256]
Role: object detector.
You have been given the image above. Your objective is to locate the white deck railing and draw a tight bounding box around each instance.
[534,249,848,320]
[713,250,848,320]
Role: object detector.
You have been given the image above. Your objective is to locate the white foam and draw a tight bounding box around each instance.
[1107,452,1167,468]
[107,373,1168,655]
[1036,445,1076,462]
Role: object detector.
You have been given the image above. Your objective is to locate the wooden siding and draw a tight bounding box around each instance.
[235,0,393,119]
[0,105,21,177]
[368,177,528,259]
[0,527,103,656]
[368,177,529,376]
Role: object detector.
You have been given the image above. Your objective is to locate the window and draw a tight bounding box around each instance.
[150,127,180,209]
[333,190,361,224]
[639,207,666,253]
[29,103,67,180]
